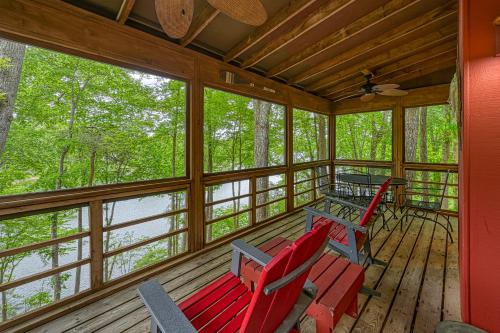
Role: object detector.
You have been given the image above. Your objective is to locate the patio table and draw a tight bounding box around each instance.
[337,173,407,219]
[240,236,364,333]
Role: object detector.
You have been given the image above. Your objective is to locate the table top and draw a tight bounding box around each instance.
[337,173,407,186]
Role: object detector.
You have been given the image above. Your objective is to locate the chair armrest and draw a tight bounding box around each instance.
[325,196,368,213]
[137,280,197,333]
[304,206,367,233]
[230,239,272,276]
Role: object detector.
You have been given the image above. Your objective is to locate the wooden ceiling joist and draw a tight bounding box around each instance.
[306,25,457,92]
[181,3,220,46]
[238,0,355,69]
[324,45,457,97]
[290,3,457,86]
[266,0,424,78]
[116,0,136,24]
[223,0,319,63]
[329,55,457,100]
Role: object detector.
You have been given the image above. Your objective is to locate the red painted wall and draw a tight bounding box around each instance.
[460,1,500,331]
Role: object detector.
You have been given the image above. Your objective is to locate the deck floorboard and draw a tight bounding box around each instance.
[22,206,460,333]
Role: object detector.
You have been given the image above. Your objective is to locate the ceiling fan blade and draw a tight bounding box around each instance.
[155,0,194,39]
[360,93,376,102]
[378,88,408,96]
[373,83,400,91]
[208,0,267,26]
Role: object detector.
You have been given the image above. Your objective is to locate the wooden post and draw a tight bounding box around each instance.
[392,100,405,202]
[286,102,295,211]
[189,58,205,251]
[251,175,257,225]
[89,200,103,289]
[330,111,336,186]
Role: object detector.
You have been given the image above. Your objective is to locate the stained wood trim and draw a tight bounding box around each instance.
[306,25,456,95]
[205,193,251,207]
[403,163,458,172]
[266,0,427,78]
[102,209,188,232]
[90,201,104,289]
[205,208,252,225]
[239,0,355,68]
[318,41,457,96]
[203,166,288,184]
[333,159,393,168]
[116,0,136,24]
[333,85,450,114]
[223,0,318,62]
[255,196,286,210]
[0,259,91,293]
[324,43,457,97]
[181,4,219,46]
[0,231,90,259]
[255,184,287,195]
[291,3,457,86]
[104,228,188,258]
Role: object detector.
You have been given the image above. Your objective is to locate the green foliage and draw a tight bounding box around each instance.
[0,56,11,101]
[293,109,329,163]
[336,110,392,161]
[203,88,285,173]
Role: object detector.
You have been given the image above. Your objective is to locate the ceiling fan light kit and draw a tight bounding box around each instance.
[357,70,408,102]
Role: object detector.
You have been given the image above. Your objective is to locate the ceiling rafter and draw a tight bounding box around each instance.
[116,0,136,24]
[305,24,457,92]
[223,0,319,63]
[266,0,424,78]
[291,2,457,86]
[239,0,356,69]
[181,3,220,46]
[323,43,457,97]
[329,54,457,101]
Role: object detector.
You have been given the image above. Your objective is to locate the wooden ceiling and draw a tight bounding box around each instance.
[63,0,458,102]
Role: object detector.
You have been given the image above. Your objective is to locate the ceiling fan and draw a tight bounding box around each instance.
[155,0,268,39]
[356,70,408,102]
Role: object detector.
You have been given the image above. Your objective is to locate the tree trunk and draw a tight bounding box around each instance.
[0,38,25,158]
[317,115,327,160]
[254,100,270,222]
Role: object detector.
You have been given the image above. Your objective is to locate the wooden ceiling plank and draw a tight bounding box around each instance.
[307,26,457,93]
[324,44,457,97]
[290,2,457,85]
[329,55,457,101]
[266,0,424,78]
[239,0,356,69]
[223,0,319,63]
[181,3,220,46]
[116,0,136,24]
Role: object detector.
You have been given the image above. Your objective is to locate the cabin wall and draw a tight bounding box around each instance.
[459,0,500,331]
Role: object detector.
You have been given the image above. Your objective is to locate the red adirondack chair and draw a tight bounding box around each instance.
[137,220,332,333]
[305,178,391,266]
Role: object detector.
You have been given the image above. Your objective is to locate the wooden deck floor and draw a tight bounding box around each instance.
[21,205,460,333]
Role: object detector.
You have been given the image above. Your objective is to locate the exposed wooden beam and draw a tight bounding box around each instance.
[323,44,457,98]
[223,0,318,63]
[329,55,457,101]
[239,0,355,69]
[290,3,457,85]
[116,0,136,24]
[305,22,457,92]
[266,0,424,78]
[181,3,220,46]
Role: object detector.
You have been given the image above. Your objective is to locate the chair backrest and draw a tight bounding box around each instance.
[315,165,330,195]
[240,220,332,333]
[438,170,451,208]
[359,177,392,227]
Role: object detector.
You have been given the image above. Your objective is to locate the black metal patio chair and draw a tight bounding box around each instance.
[399,170,454,242]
